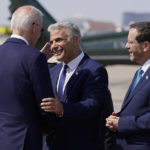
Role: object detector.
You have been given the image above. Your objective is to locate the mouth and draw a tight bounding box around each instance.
[52,48,63,55]
[129,51,134,58]
[128,50,132,54]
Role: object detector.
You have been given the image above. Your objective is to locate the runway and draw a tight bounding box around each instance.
[106,64,139,112]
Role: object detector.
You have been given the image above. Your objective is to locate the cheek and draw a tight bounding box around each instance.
[131,46,139,53]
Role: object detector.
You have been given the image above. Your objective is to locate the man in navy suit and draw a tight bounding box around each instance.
[106,21,150,150]
[0,5,54,150]
[41,21,114,150]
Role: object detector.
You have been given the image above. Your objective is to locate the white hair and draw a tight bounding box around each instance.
[48,21,82,43]
[11,5,43,31]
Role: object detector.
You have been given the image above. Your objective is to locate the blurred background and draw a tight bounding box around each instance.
[0,0,149,111]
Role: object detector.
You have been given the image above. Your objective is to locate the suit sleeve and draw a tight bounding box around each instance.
[62,66,108,120]
[30,53,54,101]
[29,52,55,132]
[118,111,150,134]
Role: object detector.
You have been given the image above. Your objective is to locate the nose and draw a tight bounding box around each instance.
[51,41,57,49]
[50,41,59,53]
[125,42,130,49]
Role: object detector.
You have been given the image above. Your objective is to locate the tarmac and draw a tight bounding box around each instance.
[106,64,140,112]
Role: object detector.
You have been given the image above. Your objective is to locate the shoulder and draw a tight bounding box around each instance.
[20,46,47,70]
[49,63,62,73]
[83,54,106,72]
[22,46,47,62]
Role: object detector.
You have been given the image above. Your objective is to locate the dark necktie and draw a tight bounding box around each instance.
[58,65,68,100]
[130,68,143,93]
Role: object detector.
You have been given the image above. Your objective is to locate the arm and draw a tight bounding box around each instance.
[118,111,150,134]
[30,53,54,100]
[29,52,55,132]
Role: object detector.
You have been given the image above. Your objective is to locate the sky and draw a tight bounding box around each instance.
[1,0,150,26]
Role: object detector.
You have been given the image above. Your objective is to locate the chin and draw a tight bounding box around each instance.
[56,56,63,62]
[129,56,134,61]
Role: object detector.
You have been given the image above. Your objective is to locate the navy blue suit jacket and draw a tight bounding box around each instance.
[45,54,109,150]
[116,67,150,150]
[0,38,54,150]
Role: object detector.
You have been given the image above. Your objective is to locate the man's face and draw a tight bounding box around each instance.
[50,28,75,63]
[125,28,144,64]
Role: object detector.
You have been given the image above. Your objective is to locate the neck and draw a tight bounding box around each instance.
[64,50,82,64]
[12,28,35,47]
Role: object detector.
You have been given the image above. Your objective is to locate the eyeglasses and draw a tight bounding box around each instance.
[32,23,44,32]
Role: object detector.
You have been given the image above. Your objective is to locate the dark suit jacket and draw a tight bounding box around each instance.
[0,38,54,150]
[116,67,150,150]
[45,54,113,150]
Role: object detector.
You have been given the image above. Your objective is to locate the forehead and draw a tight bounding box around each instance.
[128,28,139,40]
[50,28,68,38]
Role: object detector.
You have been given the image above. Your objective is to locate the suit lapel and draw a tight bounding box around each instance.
[120,67,150,112]
[121,70,138,109]
[63,54,89,101]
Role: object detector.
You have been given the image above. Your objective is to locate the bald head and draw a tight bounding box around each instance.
[11,5,43,31]
[10,5,43,47]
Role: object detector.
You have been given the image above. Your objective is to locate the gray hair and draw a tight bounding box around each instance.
[11,5,43,31]
[48,21,82,45]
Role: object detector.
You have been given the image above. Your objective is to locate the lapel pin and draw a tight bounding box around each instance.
[75,72,79,75]
[146,75,149,80]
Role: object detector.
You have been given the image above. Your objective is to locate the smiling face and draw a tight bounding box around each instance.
[125,28,145,65]
[50,28,78,63]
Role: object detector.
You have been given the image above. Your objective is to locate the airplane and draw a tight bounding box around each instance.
[82,30,131,65]
[8,0,133,66]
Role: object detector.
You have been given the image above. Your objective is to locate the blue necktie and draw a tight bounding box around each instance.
[58,65,68,100]
[130,68,143,92]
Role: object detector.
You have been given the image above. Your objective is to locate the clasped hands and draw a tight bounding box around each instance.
[106,112,119,132]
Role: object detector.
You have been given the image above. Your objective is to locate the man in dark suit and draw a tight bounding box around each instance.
[106,21,150,150]
[41,21,114,150]
[0,5,54,150]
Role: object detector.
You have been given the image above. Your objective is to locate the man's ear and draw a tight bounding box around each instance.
[32,23,37,33]
[143,41,150,52]
[73,35,78,43]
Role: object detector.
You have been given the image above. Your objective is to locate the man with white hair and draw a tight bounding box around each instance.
[41,21,114,150]
[0,5,54,150]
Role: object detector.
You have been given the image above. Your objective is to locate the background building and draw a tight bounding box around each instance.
[122,12,150,27]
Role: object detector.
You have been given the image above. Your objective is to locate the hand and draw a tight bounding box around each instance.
[106,112,119,132]
[41,95,63,116]
[41,42,53,60]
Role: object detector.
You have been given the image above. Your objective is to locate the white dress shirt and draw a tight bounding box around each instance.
[141,59,150,76]
[11,34,29,45]
[57,52,84,93]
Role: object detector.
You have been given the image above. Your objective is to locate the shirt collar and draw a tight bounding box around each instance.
[11,34,29,45]
[63,52,84,70]
[141,59,150,73]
